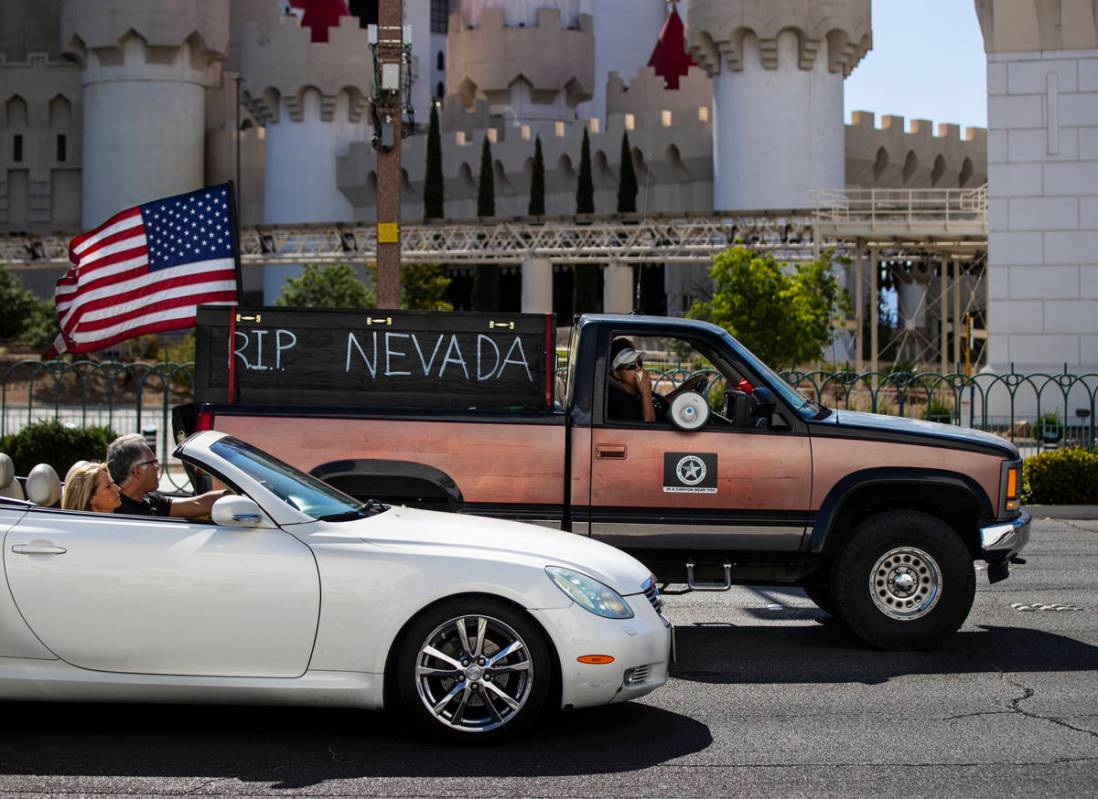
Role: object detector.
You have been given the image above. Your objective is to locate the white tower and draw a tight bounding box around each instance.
[684,0,870,210]
[60,0,229,228]
[241,1,372,302]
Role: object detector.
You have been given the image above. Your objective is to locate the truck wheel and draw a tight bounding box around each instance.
[802,585,836,616]
[396,597,552,744]
[831,511,975,651]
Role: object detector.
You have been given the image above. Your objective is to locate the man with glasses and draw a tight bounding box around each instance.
[106,433,227,518]
[607,337,657,423]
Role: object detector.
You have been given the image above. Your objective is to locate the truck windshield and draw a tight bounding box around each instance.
[719,332,828,420]
[210,436,373,521]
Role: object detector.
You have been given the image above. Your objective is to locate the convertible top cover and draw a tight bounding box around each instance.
[195,306,556,411]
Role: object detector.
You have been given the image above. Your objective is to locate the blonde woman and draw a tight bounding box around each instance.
[62,462,122,513]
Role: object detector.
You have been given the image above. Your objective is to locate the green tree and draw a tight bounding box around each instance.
[0,266,40,339]
[576,127,594,215]
[617,130,638,213]
[477,134,495,218]
[686,247,848,368]
[528,135,546,216]
[275,264,375,309]
[19,299,62,353]
[401,263,453,311]
[423,102,445,220]
[474,135,500,309]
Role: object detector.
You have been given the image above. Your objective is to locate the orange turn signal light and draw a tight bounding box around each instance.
[577,654,615,665]
[1006,467,1018,499]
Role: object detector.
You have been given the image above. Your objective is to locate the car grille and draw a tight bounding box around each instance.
[642,577,663,613]
[623,665,651,686]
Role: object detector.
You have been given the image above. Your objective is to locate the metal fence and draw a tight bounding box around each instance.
[2,360,1095,472]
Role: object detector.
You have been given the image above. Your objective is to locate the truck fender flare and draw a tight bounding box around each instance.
[809,467,994,555]
[309,459,464,510]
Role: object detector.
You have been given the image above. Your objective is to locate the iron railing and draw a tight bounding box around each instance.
[2,361,1094,478]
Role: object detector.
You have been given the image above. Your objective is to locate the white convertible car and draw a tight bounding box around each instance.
[0,431,671,743]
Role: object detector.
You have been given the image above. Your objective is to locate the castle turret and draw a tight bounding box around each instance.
[60,0,229,227]
[446,2,594,124]
[684,0,871,210]
[241,0,372,302]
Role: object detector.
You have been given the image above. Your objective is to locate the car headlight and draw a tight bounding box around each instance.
[545,566,634,619]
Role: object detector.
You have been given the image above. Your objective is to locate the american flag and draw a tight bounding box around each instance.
[47,184,239,357]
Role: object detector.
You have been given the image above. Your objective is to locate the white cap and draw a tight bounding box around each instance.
[612,347,643,370]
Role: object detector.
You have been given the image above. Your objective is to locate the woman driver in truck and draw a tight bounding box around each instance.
[607,337,657,422]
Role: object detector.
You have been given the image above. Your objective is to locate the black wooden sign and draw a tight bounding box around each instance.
[194,306,556,410]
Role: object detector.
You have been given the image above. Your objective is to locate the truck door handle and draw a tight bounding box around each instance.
[11,544,67,556]
[596,444,627,459]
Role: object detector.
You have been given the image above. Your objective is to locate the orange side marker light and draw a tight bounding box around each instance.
[577,655,615,665]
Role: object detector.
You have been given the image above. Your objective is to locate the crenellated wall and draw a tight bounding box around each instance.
[0,53,82,232]
[446,6,595,124]
[845,111,988,188]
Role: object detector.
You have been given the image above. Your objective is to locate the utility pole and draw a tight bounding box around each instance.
[373,0,405,308]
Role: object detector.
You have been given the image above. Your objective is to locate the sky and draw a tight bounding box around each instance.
[843,0,988,132]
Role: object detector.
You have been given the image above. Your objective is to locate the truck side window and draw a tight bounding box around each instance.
[606,335,729,425]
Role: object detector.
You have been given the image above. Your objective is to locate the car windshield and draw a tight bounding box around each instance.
[718,331,829,420]
[210,437,371,522]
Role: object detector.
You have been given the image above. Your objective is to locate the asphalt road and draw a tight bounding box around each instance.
[1,517,1096,798]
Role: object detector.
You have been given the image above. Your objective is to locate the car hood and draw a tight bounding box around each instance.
[822,409,1018,458]
[332,506,653,595]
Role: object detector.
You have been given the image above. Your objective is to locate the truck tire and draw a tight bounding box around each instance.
[802,585,836,616]
[831,510,975,651]
[396,597,552,744]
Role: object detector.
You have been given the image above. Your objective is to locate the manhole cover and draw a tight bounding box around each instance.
[1011,602,1084,612]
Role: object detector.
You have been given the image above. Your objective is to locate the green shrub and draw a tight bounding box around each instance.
[0,420,117,478]
[1021,447,1098,505]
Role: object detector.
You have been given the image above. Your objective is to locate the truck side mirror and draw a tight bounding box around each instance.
[750,387,777,425]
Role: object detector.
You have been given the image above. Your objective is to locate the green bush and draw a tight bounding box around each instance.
[0,420,117,478]
[1021,447,1098,505]
[0,266,39,339]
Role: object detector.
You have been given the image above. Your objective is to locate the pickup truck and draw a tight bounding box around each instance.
[176,308,1031,651]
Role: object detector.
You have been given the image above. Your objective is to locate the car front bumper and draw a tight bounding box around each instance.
[980,508,1031,557]
[529,596,672,711]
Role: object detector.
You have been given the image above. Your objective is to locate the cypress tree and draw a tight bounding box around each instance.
[476,134,495,218]
[423,102,444,220]
[528,135,545,216]
[474,134,499,309]
[573,127,600,314]
[617,130,638,213]
[576,127,594,214]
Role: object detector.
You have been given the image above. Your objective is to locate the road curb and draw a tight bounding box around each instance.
[1028,505,1098,520]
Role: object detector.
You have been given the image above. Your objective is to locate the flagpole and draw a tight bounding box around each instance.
[226,180,244,301]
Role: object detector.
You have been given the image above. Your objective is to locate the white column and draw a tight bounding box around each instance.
[602,261,634,314]
[521,258,554,314]
[712,31,844,211]
[81,37,206,227]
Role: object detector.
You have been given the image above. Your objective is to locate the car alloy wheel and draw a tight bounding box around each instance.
[414,614,534,733]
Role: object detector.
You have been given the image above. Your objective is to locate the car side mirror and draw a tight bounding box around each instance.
[212,495,265,528]
[750,387,777,424]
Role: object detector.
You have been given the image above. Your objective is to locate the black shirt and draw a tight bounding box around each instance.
[608,383,646,422]
[115,491,173,517]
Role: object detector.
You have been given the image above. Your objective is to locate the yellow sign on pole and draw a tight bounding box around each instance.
[378,222,400,244]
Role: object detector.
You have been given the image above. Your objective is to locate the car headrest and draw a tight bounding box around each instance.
[0,453,24,501]
[65,460,91,485]
[26,463,62,507]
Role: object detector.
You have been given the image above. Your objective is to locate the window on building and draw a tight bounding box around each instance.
[436,81,445,99]
[56,134,67,162]
[13,134,23,162]
[437,51,445,71]
[431,0,449,33]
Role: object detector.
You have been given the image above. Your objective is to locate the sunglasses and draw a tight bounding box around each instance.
[617,359,643,371]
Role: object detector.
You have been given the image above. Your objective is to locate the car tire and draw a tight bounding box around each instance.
[831,511,975,651]
[396,597,552,744]
[802,584,837,616]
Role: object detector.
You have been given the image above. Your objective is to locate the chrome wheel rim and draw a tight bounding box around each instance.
[869,546,942,620]
[414,614,533,733]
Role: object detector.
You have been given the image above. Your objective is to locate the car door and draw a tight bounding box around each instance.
[4,506,320,678]
[584,330,813,552]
